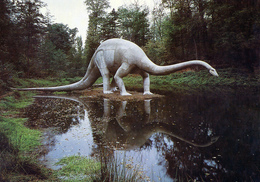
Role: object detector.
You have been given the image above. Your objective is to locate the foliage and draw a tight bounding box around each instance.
[84,0,110,64]
[0,0,46,76]
[38,23,84,77]
[117,4,150,46]
[0,0,84,79]
[47,23,78,54]
[100,8,119,40]
[144,40,167,65]
[149,0,260,71]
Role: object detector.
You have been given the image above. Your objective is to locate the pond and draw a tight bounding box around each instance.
[24,88,260,181]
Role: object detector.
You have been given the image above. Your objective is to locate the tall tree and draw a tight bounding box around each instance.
[84,0,110,64]
[117,4,150,46]
[38,23,78,76]
[47,23,77,54]
[0,0,13,63]
[207,0,260,70]
[151,2,165,41]
[100,8,119,40]
[154,0,260,70]
[162,0,193,61]
[69,36,85,76]
[15,0,47,76]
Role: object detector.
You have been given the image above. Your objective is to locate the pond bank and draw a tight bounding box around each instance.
[0,68,259,181]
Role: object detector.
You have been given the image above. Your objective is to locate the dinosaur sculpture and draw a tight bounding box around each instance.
[15,38,219,95]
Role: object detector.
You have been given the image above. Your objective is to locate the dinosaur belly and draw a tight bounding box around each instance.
[103,49,119,75]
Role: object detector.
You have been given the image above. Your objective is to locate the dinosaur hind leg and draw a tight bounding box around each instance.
[95,50,113,94]
[114,63,133,96]
[140,71,153,95]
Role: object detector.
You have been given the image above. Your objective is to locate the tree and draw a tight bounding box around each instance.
[15,0,47,76]
[151,2,165,41]
[47,23,77,54]
[38,23,78,76]
[100,8,119,40]
[84,0,110,64]
[0,0,14,63]
[207,0,260,70]
[69,36,85,76]
[117,4,150,47]
[162,0,193,61]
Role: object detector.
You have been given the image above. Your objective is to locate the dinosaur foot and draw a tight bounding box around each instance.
[121,92,132,96]
[104,90,114,94]
[143,91,153,95]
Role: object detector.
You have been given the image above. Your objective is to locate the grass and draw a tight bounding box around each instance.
[122,68,259,94]
[52,154,147,182]
[54,155,101,181]
[12,76,82,88]
[102,157,148,182]
[0,117,41,153]
[9,68,259,95]
[0,85,56,180]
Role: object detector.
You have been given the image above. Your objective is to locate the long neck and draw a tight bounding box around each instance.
[142,59,213,75]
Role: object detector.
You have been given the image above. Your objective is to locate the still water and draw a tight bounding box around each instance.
[24,88,260,181]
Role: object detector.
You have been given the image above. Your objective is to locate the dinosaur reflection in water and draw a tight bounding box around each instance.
[33,95,219,150]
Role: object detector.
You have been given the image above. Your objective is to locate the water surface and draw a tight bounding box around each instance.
[24,88,260,181]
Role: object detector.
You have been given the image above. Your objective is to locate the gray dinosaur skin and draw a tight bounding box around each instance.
[15,38,219,95]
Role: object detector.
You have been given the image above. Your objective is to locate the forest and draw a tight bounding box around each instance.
[1,0,260,91]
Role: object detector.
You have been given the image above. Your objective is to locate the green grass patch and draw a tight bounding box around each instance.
[0,117,41,153]
[10,68,259,95]
[12,76,82,88]
[0,95,33,110]
[0,81,51,181]
[54,155,101,181]
[0,91,41,157]
[121,69,259,94]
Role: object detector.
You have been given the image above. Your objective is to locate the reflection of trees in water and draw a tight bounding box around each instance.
[24,98,84,133]
[151,90,260,181]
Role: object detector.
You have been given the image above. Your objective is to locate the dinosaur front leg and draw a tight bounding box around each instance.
[114,63,132,96]
[141,71,153,95]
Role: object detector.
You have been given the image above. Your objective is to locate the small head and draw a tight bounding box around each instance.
[209,68,219,77]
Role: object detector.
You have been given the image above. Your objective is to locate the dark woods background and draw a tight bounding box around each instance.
[1,0,260,86]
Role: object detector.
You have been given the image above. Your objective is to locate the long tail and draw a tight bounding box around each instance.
[12,60,101,92]
[139,58,219,77]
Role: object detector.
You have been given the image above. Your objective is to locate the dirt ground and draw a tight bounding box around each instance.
[75,87,164,101]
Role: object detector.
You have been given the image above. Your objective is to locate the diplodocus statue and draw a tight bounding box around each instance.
[14,38,219,95]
